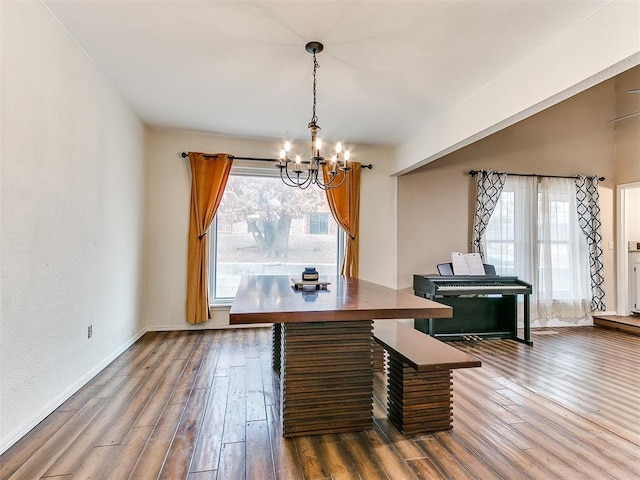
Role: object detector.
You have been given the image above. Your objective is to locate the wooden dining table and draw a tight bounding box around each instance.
[229,274,452,437]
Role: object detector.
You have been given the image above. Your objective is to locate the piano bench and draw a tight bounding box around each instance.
[373,321,481,435]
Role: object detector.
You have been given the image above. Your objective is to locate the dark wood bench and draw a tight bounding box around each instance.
[373,320,481,434]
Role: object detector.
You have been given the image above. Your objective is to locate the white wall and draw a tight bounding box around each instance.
[0,1,147,453]
[145,128,396,330]
[627,188,640,242]
[395,0,640,175]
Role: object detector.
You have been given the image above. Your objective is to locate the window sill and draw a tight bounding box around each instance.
[209,303,232,310]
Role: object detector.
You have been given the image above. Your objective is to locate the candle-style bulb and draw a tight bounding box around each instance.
[315,138,322,152]
[344,150,351,161]
[295,154,301,165]
[280,149,286,160]
[284,141,291,152]
[335,141,342,154]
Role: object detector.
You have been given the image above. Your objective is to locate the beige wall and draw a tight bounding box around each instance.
[614,66,640,185]
[1,1,147,453]
[397,78,618,316]
[145,129,396,329]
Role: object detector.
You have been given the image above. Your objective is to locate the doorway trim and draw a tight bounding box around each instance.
[617,181,640,316]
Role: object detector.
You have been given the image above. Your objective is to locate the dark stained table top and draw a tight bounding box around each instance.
[229,275,453,324]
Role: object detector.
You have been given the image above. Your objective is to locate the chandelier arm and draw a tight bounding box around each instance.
[300,171,316,189]
[284,163,313,188]
[322,170,348,190]
[314,171,332,189]
[332,173,348,189]
[301,169,316,189]
[314,174,332,191]
[320,172,339,187]
[279,167,300,187]
[280,164,303,187]
[317,168,348,189]
[283,166,302,187]
[315,168,347,190]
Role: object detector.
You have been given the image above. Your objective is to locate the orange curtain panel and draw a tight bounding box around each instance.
[186,152,233,324]
[323,163,361,277]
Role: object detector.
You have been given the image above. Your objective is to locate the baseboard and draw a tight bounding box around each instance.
[525,315,593,328]
[0,327,148,456]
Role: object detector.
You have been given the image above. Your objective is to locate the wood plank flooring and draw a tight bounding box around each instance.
[1,326,639,479]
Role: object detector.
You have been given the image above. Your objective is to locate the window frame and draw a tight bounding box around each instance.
[208,165,345,305]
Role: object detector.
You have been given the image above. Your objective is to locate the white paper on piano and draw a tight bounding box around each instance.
[451,252,485,275]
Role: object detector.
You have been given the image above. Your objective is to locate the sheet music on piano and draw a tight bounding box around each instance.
[451,252,485,275]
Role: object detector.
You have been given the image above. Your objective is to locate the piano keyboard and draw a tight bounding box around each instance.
[412,274,533,297]
[437,284,528,291]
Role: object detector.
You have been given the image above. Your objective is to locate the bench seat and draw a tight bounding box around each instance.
[373,320,481,434]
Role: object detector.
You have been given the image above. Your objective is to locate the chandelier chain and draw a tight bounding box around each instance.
[311,52,319,125]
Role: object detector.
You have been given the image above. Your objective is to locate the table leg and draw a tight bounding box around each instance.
[280,320,373,437]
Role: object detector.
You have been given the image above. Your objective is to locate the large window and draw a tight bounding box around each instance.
[209,169,343,300]
[484,176,590,320]
[484,190,517,276]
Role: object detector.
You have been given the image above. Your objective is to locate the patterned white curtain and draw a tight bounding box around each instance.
[575,176,606,311]
[472,170,507,261]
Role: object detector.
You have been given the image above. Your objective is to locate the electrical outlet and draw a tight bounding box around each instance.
[88,325,93,339]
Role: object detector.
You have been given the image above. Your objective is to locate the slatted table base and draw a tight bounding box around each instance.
[386,355,454,434]
[281,321,373,437]
[372,340,385,372]
[272,323,281,375]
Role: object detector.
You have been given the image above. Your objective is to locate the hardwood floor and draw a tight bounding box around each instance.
[1,326,639,479]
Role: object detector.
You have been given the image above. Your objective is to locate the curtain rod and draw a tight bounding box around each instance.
[469,169,604,181]
[180,152,373,169]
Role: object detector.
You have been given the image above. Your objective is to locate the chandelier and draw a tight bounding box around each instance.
[277,42,351,190]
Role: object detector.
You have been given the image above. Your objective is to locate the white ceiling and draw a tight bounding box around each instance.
[44,0,610,148]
